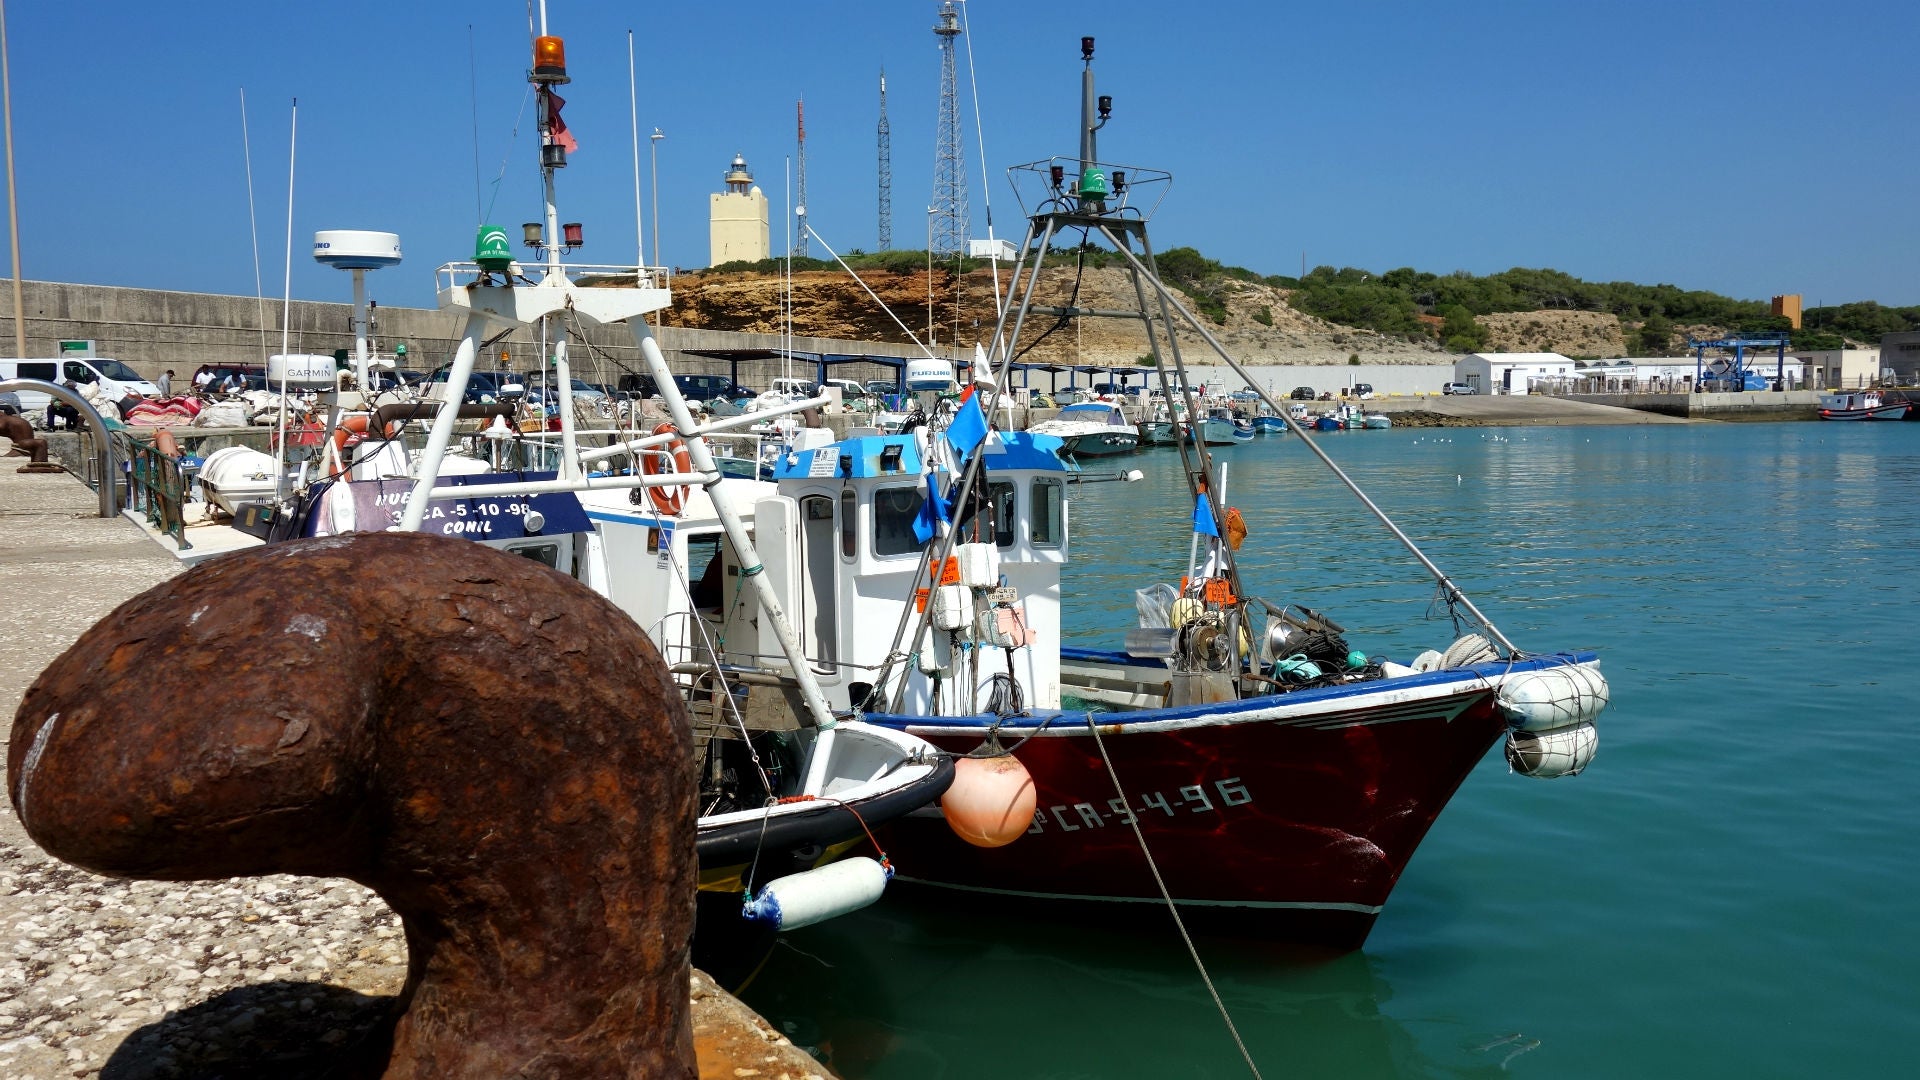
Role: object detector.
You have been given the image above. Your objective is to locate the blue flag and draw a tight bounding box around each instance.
[944,395,989,456]
[912,469,953,544]
[1193,493,1220,537]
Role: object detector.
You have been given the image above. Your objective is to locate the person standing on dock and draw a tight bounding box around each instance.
[157,370,173,399]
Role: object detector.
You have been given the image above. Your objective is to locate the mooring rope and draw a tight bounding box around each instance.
[1083,713,1264,1079]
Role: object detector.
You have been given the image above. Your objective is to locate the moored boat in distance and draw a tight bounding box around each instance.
[1818,390,1909,420]
[1029,401,1139,456]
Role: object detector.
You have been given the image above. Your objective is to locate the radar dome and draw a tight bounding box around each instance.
[313,230,402,270]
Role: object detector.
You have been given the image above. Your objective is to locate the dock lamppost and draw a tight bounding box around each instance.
[649,128,663,268]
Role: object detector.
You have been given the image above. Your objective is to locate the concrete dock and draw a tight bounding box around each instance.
[0,466,831,1079]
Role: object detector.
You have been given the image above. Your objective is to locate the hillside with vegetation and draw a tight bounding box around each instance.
[663,250,1919,364]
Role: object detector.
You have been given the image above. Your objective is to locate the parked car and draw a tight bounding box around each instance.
[1442,382,1477,395]
[674,374,753,402]
[865,379,901,396]
[1347,383,1375,399]
[1289,386,1317,400]
[820,378,868,400]
[424,366,521,403]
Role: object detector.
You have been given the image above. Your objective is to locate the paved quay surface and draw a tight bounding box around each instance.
[0,465,829,1079]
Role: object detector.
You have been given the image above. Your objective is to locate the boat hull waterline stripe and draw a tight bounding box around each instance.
[891,877,1385,914]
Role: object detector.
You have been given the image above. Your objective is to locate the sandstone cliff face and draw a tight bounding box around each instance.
[659,266,1457,366]
[657,266,1703,365]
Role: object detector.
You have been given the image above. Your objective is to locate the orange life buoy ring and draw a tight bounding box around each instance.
[331,413,402,451]
[641,422,691,515]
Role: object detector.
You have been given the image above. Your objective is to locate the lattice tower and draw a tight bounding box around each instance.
[877,69,893,250]
[930,2,968,257]
[795,98,810,259]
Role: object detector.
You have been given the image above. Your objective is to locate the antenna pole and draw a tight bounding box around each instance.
[629,30,644,271]
[877,69,892,250]
[795,99,809,260]
[273,98,297,502]
[930,2,968,257]
[1,0,25,358]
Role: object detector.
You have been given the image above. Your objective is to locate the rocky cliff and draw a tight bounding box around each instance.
[660,265,1676,364]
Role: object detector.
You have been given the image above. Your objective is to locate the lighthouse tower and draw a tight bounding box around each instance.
[708,153,770,266]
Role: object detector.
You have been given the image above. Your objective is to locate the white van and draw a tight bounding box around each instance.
[0,357,160,422]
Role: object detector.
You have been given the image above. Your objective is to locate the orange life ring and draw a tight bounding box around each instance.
[641,422,691,515]
[331,414,401,451]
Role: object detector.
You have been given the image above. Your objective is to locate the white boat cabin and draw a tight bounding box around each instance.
[582,430,1071,717]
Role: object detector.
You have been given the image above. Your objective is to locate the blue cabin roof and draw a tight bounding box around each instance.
[770,432,1071,482]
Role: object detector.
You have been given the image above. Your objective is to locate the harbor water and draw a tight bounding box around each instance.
[743,420,1920,1077]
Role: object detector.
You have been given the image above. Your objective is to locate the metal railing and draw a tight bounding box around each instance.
[120,432,191,550]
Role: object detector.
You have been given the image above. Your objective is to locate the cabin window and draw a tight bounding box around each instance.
[840,488,858,559]
[509,542,560,568]
[686,533,724,610]
[872,484,923,557]
[953,480,1015,548]
[798,495,838,673]
[1031,479,1063,547]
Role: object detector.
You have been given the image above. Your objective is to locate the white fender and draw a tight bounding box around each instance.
[741,856,892,931]
[1505,721,1598,779]
[1498,664,1610,731]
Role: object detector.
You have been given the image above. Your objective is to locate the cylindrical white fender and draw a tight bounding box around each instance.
[1505,721,1598,779]
[1498,665,1611,731]
[741,856,892,931]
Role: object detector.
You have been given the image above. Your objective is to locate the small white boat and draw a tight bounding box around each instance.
[1818,391,1908,421]
[1029,401,1139,457]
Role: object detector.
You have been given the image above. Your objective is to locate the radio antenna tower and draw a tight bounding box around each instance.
[877,68,893,250]
[794,98,809,259]
[930,2,968,257]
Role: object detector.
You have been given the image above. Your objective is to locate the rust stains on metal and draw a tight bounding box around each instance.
[7,531,699,1078]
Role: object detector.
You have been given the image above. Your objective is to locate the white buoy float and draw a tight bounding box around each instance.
[1497,664,1611,732]
[1505,721,1599,779]
[740,856,892,931]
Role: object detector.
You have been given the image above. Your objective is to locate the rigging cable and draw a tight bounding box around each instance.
[1084,713,1264,1080]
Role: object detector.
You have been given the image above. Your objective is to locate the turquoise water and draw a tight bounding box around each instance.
[744,422,1920,1078]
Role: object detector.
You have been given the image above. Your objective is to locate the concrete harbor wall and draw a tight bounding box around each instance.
[1564,389,1822,421]
[0,278,954,390]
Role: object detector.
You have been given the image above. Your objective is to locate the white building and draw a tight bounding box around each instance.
[1562,356,1807,393]
[708,154,769,267]
[1454,352,1577,394]
[1796,348,1884,389]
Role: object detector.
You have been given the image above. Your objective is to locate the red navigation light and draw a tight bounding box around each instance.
[562,222,584,248]
[532,36,570,84]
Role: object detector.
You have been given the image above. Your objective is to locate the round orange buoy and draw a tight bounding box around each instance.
[941,751,1036,848]
[152,428,181,460]
[1225,506,1247,551]
[641,422,692,515]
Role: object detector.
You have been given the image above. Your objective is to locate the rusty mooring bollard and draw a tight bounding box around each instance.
[2,411,61,473]
[7,532,698,1079]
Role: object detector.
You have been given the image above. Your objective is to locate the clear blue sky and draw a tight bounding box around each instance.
[3,0,1914,311]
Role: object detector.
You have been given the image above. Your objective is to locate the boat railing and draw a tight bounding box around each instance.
[433,261,672,295]
[118,431,191,551]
